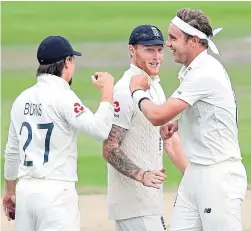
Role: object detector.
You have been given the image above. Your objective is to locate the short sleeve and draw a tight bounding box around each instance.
[113,90,136,129]
[171,69,215,106]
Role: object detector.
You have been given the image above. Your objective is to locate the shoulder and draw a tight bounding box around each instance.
[12,86,35,107]
[187,56,226,82]
[114,69,132,91]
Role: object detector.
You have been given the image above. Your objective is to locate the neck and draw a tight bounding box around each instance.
[184,48,206,67]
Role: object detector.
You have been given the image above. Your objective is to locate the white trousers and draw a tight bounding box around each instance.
[115,215,167,231]
[15,178,80,231]
[170,160,247,231]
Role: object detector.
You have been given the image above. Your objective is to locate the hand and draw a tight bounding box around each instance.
[160,120,178,140]
[91,72,114,90]
[130,74,150,93]
[3,191,16,221]
[141,168,167,189]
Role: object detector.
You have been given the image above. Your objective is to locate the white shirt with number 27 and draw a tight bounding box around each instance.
[4,74,113,182]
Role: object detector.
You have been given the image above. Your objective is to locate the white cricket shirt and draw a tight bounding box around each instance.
[4,74,113,181]
[107,64,166,220]
[171,50,241,165]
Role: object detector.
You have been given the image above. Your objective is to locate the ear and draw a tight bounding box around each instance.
[64,56,71,69]
[191,36,200,47]
[128,45,135,57]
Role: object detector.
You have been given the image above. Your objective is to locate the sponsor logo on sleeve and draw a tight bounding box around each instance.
[74,102,85,117]
[113,101,120,118]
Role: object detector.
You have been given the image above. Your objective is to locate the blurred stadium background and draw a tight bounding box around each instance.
[1,2,251,231]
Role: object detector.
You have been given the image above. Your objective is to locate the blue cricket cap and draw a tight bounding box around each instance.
[129,25,165,46]
[37,36,82,65]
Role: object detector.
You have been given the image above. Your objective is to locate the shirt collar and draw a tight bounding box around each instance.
[37,74,70,90]
[129,63,160,84]
[178,50,208,81]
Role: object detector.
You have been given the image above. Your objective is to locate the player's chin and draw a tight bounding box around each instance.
[147,66,160,76]
[172,53,182,64]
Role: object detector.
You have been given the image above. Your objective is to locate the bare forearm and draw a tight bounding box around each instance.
[140,98,186,126]
[103,124,145,181]
[140,100,166,126]
[163,134,188,173]
[131,89,189,126]
[5,180,17,193]
[103,145,144,181]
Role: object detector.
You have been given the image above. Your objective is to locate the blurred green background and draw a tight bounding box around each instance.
[1,2,251,192]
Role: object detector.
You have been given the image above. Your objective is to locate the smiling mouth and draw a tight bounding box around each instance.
[149,62,159,67]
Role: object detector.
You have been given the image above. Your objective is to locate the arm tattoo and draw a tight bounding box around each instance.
[103,125,141,181]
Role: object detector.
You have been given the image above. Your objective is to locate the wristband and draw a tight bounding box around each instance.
[131,89,150,111]
[141,170,150,186]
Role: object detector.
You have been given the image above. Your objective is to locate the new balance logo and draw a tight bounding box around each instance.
[204,208,212,213]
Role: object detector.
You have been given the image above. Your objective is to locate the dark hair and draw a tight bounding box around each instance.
[177,8,213,48]
[36,56,73,77]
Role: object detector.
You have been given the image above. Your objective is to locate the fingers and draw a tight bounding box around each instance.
[91,75,97,84]
[169,125,176,134]
[149,183,161,189]
[91,72,114,90]
[3,206,7,217]
[160,168,166,173]
[130,74,150,92]
[153,180,164,185]
[160,126,173,140]
[10,195,16,204]
[153,170,167,178]
[4,207,11,221]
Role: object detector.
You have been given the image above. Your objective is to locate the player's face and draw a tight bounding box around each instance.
[166,23,191,65]
[132,44,164,76]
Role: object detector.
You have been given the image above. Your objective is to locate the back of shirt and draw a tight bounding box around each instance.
[5,74,114,182]
[10,79,78,181]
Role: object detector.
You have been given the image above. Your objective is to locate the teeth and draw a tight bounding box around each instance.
[150,63,158,67]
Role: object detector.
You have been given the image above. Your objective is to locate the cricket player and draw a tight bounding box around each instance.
[102,25,182,231]
[130,9,248,231]
[3,35,115,231]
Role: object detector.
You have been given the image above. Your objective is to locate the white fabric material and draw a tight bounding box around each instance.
[132,89,150,108]
[15,178,80,231]
[171,51,241,165]
[171,16,223,55]
[115,215,167,231]
[170,161,247,231]
[108,64,166,220]
[4,74,113,181]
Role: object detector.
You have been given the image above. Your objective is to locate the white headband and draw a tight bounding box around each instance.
[171,16,223,55]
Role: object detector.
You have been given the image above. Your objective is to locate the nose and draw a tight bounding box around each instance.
[165,39,172,48]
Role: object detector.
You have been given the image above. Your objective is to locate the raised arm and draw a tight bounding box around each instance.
[58,72,115,141]
[130,71,215,126]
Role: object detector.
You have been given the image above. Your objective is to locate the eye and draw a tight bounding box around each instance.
[168,35,176,41]
[147,48,154,52]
